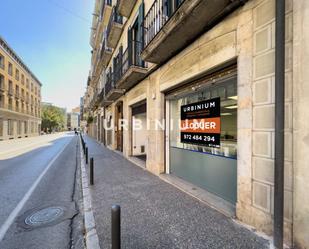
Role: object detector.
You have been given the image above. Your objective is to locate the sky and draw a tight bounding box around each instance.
[0,0,94,111]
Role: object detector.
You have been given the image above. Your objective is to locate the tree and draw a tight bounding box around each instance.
[41,105,66,132]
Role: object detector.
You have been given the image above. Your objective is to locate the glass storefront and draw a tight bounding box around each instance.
[167,70,237,204]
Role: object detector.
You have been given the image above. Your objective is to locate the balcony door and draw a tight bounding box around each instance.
[128,3,144,67]
[163,0,184,17]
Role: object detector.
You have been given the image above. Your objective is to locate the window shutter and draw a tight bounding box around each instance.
[138,2,145,45]
[128,28,133,66]
[138,2,145,66]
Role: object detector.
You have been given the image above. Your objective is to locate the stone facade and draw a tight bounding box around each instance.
[82,0,309,248]
[0,36,42,140]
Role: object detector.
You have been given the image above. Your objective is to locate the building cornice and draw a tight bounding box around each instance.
[0,36,42,86]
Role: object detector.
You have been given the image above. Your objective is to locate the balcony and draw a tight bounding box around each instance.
[115,41,148,90]
[104,72,124,102]
[106,7,123,48]
[101,40,113,67]
[100,0,113,27]
[95,39,113,77]
[142,0,247,64]
[117,0,137,17]
[97,87,112,107]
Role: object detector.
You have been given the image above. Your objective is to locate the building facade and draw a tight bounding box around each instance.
[81,0,309,248]
[67,112,80,130]
[0,37,42,140]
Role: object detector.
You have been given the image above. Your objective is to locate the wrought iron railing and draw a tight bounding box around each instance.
[105,72,114,96]
[143,0,185,47]
[123,40,144,73]
[106,7,123,40]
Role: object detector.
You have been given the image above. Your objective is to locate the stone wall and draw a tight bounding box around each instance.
[99,0,309,247]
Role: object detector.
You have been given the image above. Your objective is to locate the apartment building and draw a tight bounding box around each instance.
[0,37,42,140]
[82,0,309,248]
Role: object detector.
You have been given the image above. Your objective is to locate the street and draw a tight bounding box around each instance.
[0,133,84,249]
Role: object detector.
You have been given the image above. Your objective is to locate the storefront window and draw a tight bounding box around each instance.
[168,72,238,204]
[170,77,237,159]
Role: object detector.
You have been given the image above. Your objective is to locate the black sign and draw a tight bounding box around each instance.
[180,98,221,147]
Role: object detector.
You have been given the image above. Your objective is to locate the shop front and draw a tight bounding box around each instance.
[131,100,147,162]
[166,66,238,206]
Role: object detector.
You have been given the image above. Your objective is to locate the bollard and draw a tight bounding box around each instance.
[111,205,121,249]
[90,157,94,185]
[85,147,88,164]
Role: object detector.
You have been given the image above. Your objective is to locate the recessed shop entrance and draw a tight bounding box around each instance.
[165,66,237,206]
[131,101,147,163]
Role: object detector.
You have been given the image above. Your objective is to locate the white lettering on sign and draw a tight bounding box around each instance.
[183,101,216,112]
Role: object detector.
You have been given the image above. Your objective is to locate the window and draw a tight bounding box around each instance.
[0,54,4,70]
[15,100,19,112]
[24,121,28,134]
[31,82,34,92]
[8,80,13,95]
[0,95,4,108]
[0,74,4,90]
[17,120,22,135]
[15,85,19,98]
[26,79,29,89]
[8,62,13,76]
[8,98,13,110]
[169,75,237,159]
[7,119,13,136]
[15,69,19,80]
[21,74,25,84]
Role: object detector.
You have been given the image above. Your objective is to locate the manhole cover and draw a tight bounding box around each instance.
[18,202,78,230]
[24,207,64,226]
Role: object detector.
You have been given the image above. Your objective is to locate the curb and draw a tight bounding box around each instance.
[79,139,101,249]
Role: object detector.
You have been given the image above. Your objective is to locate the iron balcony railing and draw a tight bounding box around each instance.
[144,0,185,47]
[114,40,145,83]
[100,0,112,21]
[106,7,123,40]
[105,72,115,96]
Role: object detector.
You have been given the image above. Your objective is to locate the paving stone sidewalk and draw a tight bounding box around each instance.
[83,135,270,249]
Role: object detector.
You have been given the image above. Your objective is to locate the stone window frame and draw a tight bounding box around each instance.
[8,62,13,76]
[0,53,4,70]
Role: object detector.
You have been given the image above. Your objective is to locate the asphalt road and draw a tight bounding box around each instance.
[0,133,84,249]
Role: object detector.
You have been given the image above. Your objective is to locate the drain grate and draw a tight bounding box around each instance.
[24,207,64,226]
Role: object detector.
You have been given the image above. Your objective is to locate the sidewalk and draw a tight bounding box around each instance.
[83,135,270,249]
